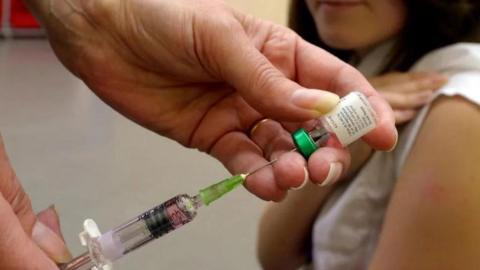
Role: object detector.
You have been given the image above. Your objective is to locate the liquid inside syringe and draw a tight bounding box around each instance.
[60,174,247,270]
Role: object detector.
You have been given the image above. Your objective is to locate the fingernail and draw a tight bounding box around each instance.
[32,221,72,263]
[37,204,64,240]
[291,89,340,115]
[292,167,309,190]
[320,162,343,187]
[387,128,399,152]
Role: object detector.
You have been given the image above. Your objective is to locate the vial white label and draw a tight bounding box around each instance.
[323,92,377,146]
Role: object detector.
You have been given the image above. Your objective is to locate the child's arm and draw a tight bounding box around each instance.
[257,183,333,270]
[369,96,480,270]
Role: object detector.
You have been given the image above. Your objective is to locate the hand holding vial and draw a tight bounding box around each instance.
[24,0,397,201]
[245,91,382,195]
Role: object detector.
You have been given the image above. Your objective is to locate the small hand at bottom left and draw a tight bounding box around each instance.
[0,135,71,269]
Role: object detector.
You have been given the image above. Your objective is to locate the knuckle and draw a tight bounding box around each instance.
[12,188,33,218]
[331,64,362,91]
[206,10,244,34]
[267,26,297,47]
[79,0,117,24]
[412,80,428,90]
[249,61,281,104]
[407,93,426,105]
[262,28,297,75]
[418,79,434,88]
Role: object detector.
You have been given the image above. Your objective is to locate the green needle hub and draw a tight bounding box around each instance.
[199,174,247,206]
[292,128,318,159]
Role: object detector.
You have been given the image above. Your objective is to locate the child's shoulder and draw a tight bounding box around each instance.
[413,43,480,105]
[413,42,480,74]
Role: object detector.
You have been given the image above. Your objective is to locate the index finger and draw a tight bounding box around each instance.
[209,131,287,201]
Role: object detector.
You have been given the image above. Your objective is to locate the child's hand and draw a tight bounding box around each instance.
[370,72,448,124]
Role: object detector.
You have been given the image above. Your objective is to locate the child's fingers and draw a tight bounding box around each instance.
[381,90,434,109]
[389,76,447,93]
[369,72,408,87]
[370,72,446,89]
[394,109,417,124]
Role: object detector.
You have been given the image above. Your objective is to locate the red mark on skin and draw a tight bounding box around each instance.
[418,170,449,203]
[423,181,447,201]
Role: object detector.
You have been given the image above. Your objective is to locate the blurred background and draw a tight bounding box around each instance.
[0,0,289,269]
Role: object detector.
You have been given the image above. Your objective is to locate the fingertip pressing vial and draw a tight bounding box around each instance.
[292,91,377,159]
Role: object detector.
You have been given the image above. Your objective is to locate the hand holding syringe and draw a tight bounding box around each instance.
[61,92,377,270]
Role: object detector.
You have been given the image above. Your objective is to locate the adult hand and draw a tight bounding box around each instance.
[0,135,71,269]
[27,0,397,200]
[370,72,448,124]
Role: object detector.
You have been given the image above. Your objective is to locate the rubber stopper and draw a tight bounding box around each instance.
[292,128,318,159]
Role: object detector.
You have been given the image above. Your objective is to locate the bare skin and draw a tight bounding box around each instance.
[256,70,450,269]
[1,0,397,268]
[257,96,480,270]
[0,136,71,269]
[369,97,480,270]
[25,0,396,201]
[258,0,477,268]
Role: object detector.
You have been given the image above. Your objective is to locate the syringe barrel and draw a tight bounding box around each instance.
[93,194,199,265]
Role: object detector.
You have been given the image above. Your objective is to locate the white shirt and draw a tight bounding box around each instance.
[311,43,480,270]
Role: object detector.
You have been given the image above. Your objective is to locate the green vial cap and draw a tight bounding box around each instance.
[292,128,318,159]
[199,174,246,206]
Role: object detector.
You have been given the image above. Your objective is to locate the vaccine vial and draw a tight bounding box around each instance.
[292,91,377,159]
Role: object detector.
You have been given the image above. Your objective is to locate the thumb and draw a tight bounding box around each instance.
[0,135,70,267]
[33,206,72,264]
[0,195,59,270]
[216,19,339,121]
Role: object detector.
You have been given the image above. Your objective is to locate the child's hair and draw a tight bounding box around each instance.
[289,0,480,72]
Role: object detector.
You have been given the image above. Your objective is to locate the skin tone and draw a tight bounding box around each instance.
[306,0,407,53]
[258,1,480,269]
[1,0,397,268]
[259,98,480,270]
[370,72,448,124]
[306,0,448,123]
[0,136,71,269]
[29,0,396,200]
[370,97,480,269]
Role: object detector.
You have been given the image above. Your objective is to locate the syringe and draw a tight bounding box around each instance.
[60,92,377,270]
[60,174,248,270]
